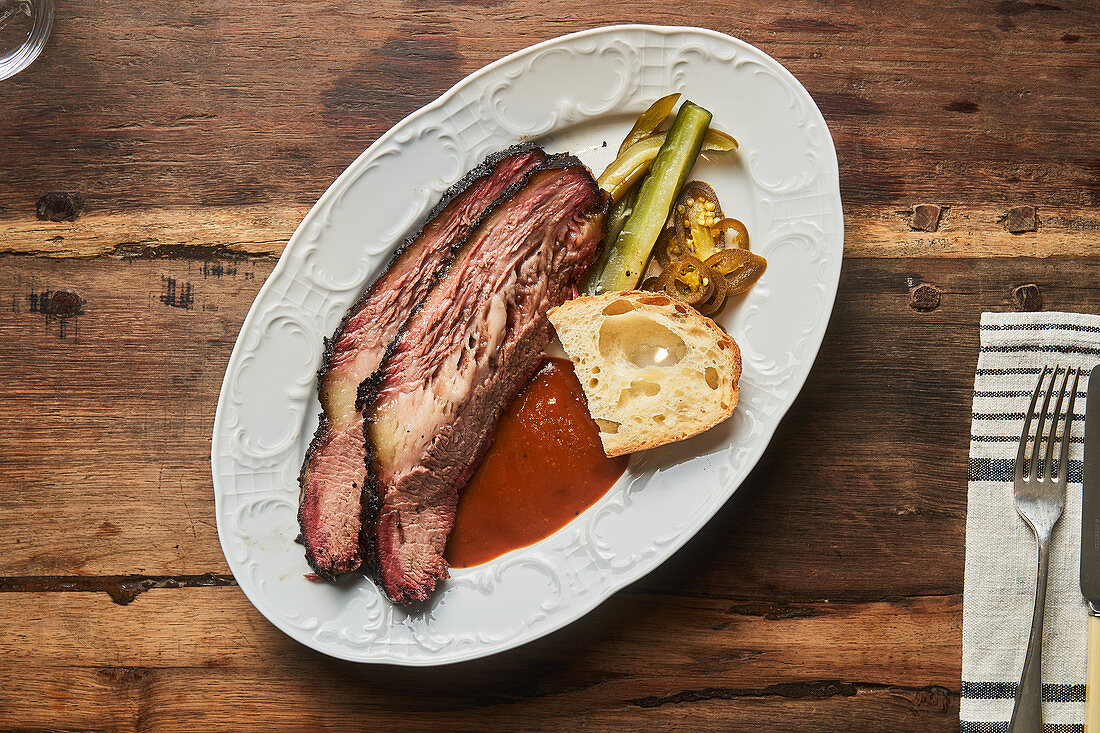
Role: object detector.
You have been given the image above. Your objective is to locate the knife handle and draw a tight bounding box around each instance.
[1089,613,1100,733]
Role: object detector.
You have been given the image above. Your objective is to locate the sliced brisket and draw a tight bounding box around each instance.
[298,145,547,578]
[364,156,608,604]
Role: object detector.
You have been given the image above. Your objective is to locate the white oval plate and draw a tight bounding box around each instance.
[212,24,842,665]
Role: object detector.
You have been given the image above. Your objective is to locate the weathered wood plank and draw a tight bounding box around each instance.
[0,255,1096,592]
[2,203,1098,260]
[0,205,298,259]
[0,257,264,575]
[0,588,959,680]
[0,2,1095,221]
[0,668,958,733]
[0,587,959,731]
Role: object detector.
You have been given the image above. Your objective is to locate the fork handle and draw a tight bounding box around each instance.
[1088,612,1100,733]
[1010,538,1050,733]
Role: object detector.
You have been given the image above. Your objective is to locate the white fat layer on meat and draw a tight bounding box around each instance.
[370,223,563,486]
[321,376,358,430]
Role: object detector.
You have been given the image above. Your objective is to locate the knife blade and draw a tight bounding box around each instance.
[1081,364,1100,733]
[1083,364,1100,608]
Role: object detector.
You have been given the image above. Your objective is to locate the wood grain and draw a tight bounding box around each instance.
[0,0,1097,729]
[0,666,955,733]
[0,588,959,732]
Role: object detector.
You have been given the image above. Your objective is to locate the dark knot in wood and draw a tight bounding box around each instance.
[910,204,944,232]
[908,283,942,312]
[914,685,952,714]
[1012,283,1042,311]
[48,288,85,318]
[96,667,152,685]
[1000,205,1037,234]
[35,191,85,222]
[944,100,979,114]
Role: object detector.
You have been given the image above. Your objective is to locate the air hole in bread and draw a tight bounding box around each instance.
[589,378,599,388]
[705,367,720,390]
[602,300,635,316]
[598,313,687,368]
[654,414,665,423]
[618,379,661,408]
[595,418,620,434]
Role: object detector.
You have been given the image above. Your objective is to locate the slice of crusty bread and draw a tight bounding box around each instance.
[548,290,741,457]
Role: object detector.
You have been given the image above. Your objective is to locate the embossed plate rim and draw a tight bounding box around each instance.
[212,23,843,665]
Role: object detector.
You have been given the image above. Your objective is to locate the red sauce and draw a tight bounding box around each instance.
[445,357,628,568]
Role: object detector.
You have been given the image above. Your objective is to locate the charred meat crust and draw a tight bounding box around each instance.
[345,359,388,574]
[298,416,329,576]
[360,154,607,601]
[297,366,390,581]
[298,144,547,579]
[297,413,351,579]
[313,142,544,390]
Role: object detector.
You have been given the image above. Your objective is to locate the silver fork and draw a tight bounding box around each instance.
[1009,364,1082,733]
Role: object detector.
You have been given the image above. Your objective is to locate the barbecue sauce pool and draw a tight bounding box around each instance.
[445,357,628,568]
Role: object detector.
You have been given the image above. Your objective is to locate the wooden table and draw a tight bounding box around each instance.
[1,2,1097,730]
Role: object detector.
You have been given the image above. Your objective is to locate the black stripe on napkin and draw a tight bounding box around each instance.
[974,390,1089,399]
[961,724,1008,733]
[968,457,1084,482]
[961,681,1085,702]
[971,435,1085,444]
[962,724,1082,733]
[972,411,1085,422]
[980,344,1100,356]
[976,367,1045,376]
[981,322,1100,334]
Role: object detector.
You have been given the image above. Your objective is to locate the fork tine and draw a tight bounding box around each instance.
[1056,367,1081,481]
[1017,365,1050,480]
[1043,366,1072,479]
[1029,365,1061,480]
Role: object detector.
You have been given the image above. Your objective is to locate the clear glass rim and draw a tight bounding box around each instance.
[0,0,54,82]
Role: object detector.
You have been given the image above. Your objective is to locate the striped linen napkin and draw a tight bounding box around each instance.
[962,311,1099,732]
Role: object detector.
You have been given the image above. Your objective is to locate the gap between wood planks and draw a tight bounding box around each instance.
[624,679,956,709]
[0,573,236,605]
[0,572,958,608]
